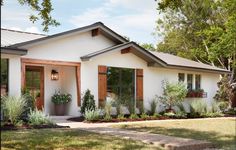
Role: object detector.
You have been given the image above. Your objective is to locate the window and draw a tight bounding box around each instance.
[195,74,201,90]
[1,59,9,96]
[178,73,185,82]
[107,67,135,100]
[187,74,193,90]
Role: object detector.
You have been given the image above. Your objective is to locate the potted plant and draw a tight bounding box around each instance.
[51,91,71,116]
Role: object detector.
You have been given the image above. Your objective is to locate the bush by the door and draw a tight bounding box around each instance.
[81,89,96,114]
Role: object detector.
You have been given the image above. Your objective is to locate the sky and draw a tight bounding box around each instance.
[1,0,161,45]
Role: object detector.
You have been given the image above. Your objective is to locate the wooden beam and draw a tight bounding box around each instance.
[76,65,81,106]
[121,47,131,54]
[91,28,100,36]
[21,62,26,90]
[21,58,80,66]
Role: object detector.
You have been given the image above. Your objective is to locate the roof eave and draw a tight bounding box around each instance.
[1,47,28,55]
[167,64,230,74]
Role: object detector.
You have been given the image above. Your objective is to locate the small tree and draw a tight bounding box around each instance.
[159,81,187,111]
[80,89,96,114]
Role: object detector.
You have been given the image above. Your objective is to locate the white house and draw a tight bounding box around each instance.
[1,22,229,116]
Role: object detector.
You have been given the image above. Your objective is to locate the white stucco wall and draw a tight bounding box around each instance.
[1,54,21,97]
[2,31,221,115]
[81,50,220,111]
[22,31,116,61]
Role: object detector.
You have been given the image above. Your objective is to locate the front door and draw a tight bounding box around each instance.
[25,66,44,110]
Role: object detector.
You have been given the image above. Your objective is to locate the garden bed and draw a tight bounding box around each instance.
[1,122,70,131]
[67,113,235,123]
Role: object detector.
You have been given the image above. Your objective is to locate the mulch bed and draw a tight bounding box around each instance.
[67,116,169,123]
[67,114,235,124]
[67,116,85,122]
[1,123,70,131]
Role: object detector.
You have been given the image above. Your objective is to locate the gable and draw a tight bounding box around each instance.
[9,22,127,49]
[22,31,117,62]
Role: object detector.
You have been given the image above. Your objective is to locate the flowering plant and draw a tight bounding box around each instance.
[51,91,71,104]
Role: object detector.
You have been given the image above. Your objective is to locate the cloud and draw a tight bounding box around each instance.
[2,25,42,34]
[69,0,159,44]
[25,26,41,34]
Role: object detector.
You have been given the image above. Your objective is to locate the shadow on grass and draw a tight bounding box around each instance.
[125,126,236,150]
[1,129,154,150]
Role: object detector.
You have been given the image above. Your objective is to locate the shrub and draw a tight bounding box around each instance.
[175,111,187,119]
[163,112,175,118]
[2,96,26,125]
[189,100,207,117]
[81,89,96,114]
[117,114,126,120]
[218,101,229,111]
[28,109,53,125]
[84,109,101,121]
[104,101,112,117]
[20,93,36,122]
[51,91,71,104]
[136,100,144,114]
[208,101,220,113]
[148,98,158,115]
[176,103,186,113]
[159,81,187,110]
[129,113,139,119]
[140,112,149,119]
[153,113,161,118]
[224,108,236,115]
[103,114,112,121]
[202,112,224,118]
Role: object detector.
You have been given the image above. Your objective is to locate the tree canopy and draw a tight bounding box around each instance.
[155,0,236,85]
[1,0,60,32]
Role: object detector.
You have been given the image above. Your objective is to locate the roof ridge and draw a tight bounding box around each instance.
[1,28,47,36]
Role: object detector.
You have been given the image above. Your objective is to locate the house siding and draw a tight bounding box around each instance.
[1,30,220,115]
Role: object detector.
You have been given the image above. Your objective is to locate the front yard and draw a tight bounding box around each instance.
[1,128,157,150]
[114,118,236,150]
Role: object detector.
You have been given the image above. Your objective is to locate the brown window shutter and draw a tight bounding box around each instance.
[136,69,143,101]
[98,65,107,107]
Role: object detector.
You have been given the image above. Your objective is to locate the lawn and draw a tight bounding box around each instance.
[1,128,158,150]
[114,118,236,150]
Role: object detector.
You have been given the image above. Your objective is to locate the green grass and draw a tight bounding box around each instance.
[1,128,157,150]
[114,118,236,150]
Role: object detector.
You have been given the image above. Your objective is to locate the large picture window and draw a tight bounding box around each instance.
[1,59,9,96]
[107,67,135,100]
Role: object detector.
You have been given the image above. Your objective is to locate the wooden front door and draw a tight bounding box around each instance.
[25,66,44,110]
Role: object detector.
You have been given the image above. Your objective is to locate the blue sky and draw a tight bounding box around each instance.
[1,0,161,44]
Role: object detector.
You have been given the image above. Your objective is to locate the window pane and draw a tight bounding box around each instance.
[195,74,201,90]
[107,67,135,102]
[25,68,41,96]
[1,59,8,96]
[178,73,185,82]
[187,74,193,90]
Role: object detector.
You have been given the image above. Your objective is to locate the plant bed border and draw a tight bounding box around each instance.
[1,123,70,131]
[67,114,234,123]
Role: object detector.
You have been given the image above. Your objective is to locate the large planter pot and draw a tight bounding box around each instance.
[54,104,66,116]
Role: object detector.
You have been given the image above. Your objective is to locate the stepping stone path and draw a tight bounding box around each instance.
[79,127,214,150]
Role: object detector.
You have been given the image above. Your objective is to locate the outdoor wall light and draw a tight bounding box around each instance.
[51,70,59,80]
